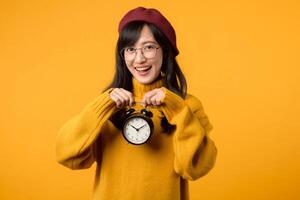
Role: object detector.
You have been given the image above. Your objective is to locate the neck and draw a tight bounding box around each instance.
[132,75,165,99]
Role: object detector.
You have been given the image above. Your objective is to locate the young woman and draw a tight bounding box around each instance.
[56,6,217,200]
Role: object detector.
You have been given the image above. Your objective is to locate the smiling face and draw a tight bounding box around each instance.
[124,24,163,84]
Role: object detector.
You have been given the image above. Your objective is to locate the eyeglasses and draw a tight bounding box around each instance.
[120,44,160,61]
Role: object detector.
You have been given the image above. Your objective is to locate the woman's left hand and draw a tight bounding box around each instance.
[142,88,165,107]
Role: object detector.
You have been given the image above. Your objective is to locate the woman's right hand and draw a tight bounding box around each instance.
[109,88,134,108]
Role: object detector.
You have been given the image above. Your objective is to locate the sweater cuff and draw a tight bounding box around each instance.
[160,87,187,124]
[89,88,116,116]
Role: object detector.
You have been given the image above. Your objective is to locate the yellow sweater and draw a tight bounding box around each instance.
[55,76,217,200]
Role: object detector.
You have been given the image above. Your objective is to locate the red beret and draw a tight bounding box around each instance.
[118,7,179,56]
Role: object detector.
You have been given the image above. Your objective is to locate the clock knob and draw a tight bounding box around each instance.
[125,108,135,116]
[141,109,153,118]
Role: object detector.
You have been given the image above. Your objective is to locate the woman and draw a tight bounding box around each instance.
[56,6,217,200]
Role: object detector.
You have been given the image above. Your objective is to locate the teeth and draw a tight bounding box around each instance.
[135,66,151,71]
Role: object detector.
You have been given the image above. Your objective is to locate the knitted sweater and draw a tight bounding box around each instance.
[55,76,217,200]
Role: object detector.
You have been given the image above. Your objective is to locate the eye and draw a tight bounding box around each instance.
[144,45,156,50]
[125,47,135,53]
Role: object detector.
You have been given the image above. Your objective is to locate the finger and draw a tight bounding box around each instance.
[115,88,129,107]
[150,95,161,106]
[120,88,134,106]
[142,90,157,106]
[148,89,160,105]
[118,88,132,106]
[110,92,122,108]
[154,91,164,105]
[155,97,162,105]
[149,95,156,106]
[113,91,127,108]
[151,95,162,106]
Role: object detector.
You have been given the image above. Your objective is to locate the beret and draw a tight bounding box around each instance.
[118,7,179,56]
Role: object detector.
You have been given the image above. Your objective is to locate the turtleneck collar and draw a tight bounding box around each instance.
[132,75,165,99]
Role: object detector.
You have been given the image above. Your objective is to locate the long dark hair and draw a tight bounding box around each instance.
[103,21,187,99]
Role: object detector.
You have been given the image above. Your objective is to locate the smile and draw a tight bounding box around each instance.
[135,66,152,72]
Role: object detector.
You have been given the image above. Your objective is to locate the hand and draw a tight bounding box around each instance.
[109,88,134,108]
[142,88,165,107]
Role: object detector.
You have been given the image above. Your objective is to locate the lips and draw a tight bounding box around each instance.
[134,66,152,76]
[135,66,151,72]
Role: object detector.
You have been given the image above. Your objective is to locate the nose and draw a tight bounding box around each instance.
[134,49,146,63]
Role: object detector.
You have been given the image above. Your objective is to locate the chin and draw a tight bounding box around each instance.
[135,76,154,84]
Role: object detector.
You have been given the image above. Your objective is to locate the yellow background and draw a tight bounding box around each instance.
[1,0,299,199]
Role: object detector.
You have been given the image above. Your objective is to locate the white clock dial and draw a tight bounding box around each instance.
[124,117,151,144]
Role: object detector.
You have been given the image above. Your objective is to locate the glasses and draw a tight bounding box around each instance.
[120,44,160,61]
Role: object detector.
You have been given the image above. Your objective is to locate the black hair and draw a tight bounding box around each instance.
[103,21,187,99]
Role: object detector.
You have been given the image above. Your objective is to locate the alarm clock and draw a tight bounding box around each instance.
[122,108,154,145]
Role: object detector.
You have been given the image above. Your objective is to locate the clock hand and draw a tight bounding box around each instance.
[139,125,148,132]
[129,124,138,131]
[137,124,147,131]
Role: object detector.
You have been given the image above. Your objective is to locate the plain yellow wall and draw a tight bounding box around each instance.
[1,0,299,199]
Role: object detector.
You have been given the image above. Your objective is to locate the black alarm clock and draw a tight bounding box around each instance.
[122,107,154,145]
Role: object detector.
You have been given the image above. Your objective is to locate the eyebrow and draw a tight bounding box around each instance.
[127,41,159,48]
[140,41,158,45]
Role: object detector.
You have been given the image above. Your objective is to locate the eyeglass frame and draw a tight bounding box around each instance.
[120,44,161,61]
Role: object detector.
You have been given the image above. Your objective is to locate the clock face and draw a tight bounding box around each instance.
[123,117,151,144]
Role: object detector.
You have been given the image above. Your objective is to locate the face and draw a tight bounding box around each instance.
[124,24,163,84]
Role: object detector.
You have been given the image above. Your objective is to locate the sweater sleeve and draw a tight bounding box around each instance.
[55,88,116,170]
[160,87,217,181]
